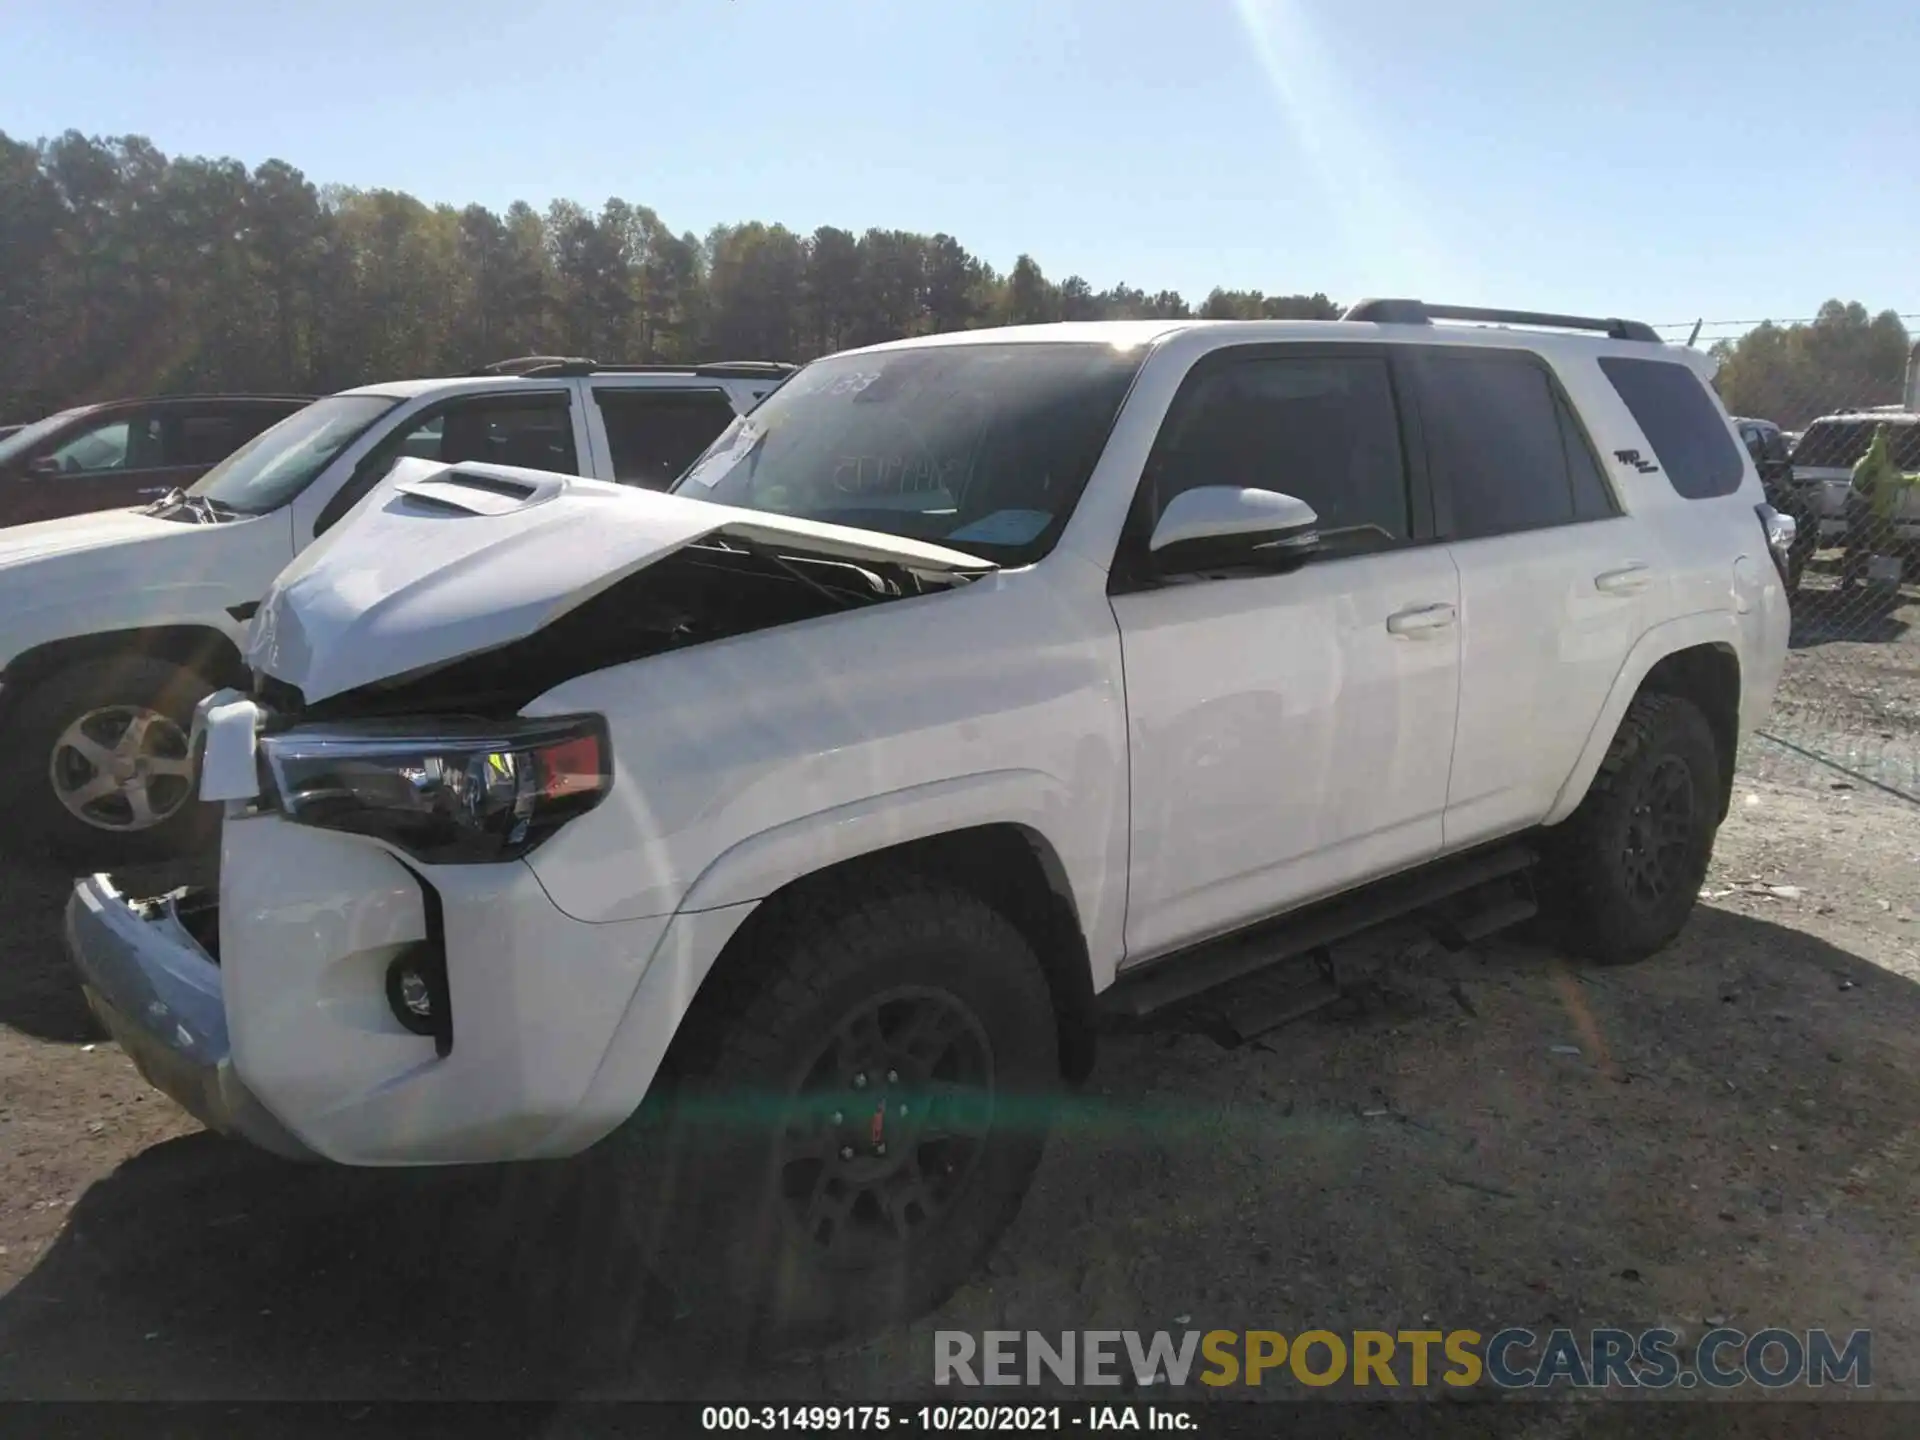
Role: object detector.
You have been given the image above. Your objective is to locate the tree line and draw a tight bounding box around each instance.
[0,129,1907,431]
[0,128,1338,417]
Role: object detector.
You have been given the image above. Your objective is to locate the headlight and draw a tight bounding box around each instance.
[260,714,611,864]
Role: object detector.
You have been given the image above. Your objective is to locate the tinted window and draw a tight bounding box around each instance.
[1144,355,1409,555]
[1417,354,1578,536]
[1558,391,1618,521]
[170,414,241,467]
[674,344,1144,565]
[1791,419,1920,472]
[1599,356,1743,499]
[595,388,739,489]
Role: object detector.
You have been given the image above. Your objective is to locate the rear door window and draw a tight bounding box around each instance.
[1412,352,1596,537]
[1598,357,1744,499]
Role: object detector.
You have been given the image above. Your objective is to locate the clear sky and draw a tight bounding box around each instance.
[4,0,1917,341]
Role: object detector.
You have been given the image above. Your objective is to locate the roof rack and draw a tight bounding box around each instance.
[472,355,594,377]
[1340,299,1662,344]
[473,356,799,380]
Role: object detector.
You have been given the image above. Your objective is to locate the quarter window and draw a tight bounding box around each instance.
[1599,356,1743,499]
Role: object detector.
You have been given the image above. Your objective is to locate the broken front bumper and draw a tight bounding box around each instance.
[64,876,316,1161]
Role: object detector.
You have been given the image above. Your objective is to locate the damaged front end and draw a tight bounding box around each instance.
[245,458,995,721]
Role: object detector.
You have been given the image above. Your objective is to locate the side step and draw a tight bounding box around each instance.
[1100,843,1537,1020]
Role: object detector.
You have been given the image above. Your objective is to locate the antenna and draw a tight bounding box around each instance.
[1686,319,1703,348]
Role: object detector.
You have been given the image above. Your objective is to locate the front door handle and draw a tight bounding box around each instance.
[135,486,172,496]
[1386,602,1458,637]
[1594,563,1655,596]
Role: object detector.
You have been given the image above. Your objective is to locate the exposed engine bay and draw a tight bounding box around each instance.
[257,537,978,723]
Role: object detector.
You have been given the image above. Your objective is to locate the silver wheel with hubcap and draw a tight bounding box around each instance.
[49,705,196,833]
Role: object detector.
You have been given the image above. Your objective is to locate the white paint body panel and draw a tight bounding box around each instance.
[1111,546,1462,961]
[0,372,765,688]
[167,320,1790,1165]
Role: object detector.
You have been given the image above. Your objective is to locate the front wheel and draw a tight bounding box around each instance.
[0,656,221,867]
[1539,692,1721,966]
[611,872,1060,1351]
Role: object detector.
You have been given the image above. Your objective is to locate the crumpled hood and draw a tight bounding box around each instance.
[247,458,995,703]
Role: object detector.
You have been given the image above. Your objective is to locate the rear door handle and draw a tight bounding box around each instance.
[135,486,171,496]
[1594,563,1655,596]
[1386,602,1458,637]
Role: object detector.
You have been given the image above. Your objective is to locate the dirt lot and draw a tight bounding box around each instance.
[2,757,1918,1416]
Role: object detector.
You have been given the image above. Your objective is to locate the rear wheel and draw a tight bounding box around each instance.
[612,871,1059,1351]
[0,656,220,866]
[1539,692,1721,966]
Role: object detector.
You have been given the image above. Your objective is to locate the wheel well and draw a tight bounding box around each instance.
[1637,643,1741,819]
[3,627,248,701]
[702,824,1099,1083]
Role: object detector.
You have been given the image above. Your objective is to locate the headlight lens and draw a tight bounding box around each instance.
[260,714,611,864]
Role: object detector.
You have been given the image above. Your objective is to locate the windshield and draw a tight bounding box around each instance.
[671,343,1146,564]
[188,394,398,514]
[0,407,90,467]
[1791,419,1920,472]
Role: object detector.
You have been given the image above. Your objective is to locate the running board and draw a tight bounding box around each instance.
[1100,843,1538,1020]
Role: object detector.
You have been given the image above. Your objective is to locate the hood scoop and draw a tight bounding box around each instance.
[393,466,568,516]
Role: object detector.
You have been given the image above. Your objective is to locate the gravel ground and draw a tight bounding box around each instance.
[1758,556,1920,798]
[2,762,1917,1417]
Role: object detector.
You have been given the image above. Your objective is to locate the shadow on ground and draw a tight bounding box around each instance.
[3,901,1917,1406]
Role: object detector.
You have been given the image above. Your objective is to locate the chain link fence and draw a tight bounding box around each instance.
[1719,396,1920,804]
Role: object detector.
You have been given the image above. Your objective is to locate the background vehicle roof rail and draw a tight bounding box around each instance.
[1341,298,1663,344]
[472,355,596,376]
[475,357,798,380]
[587,361,798,379]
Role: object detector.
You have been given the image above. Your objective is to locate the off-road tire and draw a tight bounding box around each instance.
[1539,691,1721,966]
[605,870,1060,1354]
[0,656,221,867]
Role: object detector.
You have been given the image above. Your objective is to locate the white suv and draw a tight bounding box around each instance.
[0,357,786,864]
[66,303,1793,1347]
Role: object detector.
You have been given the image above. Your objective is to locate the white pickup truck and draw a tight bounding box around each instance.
[0,358,786,863]
[66,304,1792,1347]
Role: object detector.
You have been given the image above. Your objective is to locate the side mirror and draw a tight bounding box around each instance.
[25,454,61,478]
[1147,486,1320,575]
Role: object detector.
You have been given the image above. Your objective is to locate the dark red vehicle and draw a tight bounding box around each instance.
[0,394,313,527]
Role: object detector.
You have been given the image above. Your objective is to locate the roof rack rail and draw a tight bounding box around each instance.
[476,356,799,380]
[585,360,797,379]
[473,355,596,377]
[1341,299,1662,344]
